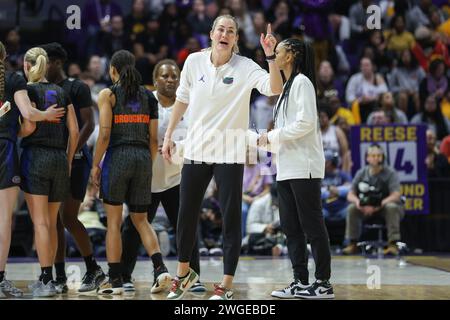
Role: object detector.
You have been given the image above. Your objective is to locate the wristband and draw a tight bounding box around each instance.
[265,54,276,61]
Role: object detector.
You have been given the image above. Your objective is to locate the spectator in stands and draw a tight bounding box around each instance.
[384,15,416,54]
[246,11,267,50]
[411,95,450,141]
[82,0,123,56]
[268,0,292,39]
[3,29,26,72]
[160,3,184,54]
[187,0,214,37]
[388,49,425,117]
[99,15,131,58]
[439,134,450,163]
[367,92,408,124]
[321,150,351,222]
[86,55,109,92]
[345,57,388,123]
[361,30,393,75]
[328,12,351,43]
[67,62,82,78]
[245,184,285,256]
[326,92,356,126]
[419,59,448,103]
[349,0,375,40]
[250,95,277,131]
[320,105,351,173]
[406,0,440,33]
[343,144,404,256]
[367,109,392,125]
[426,129,450,177]
[124,0,150,43]
[177,37,201,67]
[242,155,273,238]
[317,60,345,106]
[199,198,223,256]
[412,26,450,71]
[135,16,169,84]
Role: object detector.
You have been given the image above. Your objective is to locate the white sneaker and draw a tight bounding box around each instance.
[167,268,198,300]
[271,280,310,299]
[295,280,335,300]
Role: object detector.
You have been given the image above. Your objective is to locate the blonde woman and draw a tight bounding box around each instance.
[21,47,79,297]
[162,15,282,300]
[0,42,64,298]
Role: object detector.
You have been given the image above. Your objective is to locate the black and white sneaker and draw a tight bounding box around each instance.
[78,267,106,293]
[122,276,135,293]
[294,280,335,299]
[151,264,172,293]
[271,280,310,299]
[53,277,68,294]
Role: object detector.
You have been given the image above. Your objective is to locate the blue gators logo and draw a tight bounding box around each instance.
[128,100,141,112]
[44,90,58,110]
[223,76,234,84]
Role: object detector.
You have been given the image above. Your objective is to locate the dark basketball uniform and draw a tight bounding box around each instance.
[59,78,92,201]
[100,85,158,211]
[0,72,27,189]
[20,82,71,202]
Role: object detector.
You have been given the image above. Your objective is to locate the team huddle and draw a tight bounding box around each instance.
[0,14,335,301]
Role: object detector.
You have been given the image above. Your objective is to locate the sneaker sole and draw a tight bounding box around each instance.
[97,287,123,295]
[295,294,335,300]
[151,273,172,294]
[167,272,199,300]
[271,293,296,299]
[33,291,57,298]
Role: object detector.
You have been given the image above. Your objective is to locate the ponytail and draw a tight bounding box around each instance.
[110,50,142,103]
[119,65,142,102]
[24,47,48,83]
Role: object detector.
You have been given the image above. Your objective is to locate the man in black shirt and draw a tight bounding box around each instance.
[40,43,105,293]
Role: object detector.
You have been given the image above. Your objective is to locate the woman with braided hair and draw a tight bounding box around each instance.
[258,38,334,299]
[0,42,64,298]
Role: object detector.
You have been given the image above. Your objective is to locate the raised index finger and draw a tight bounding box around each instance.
[267,23,272,35]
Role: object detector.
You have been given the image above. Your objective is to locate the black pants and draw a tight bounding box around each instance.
[121,185,200,278]
[277,178,331,282]
[177,162,244,276]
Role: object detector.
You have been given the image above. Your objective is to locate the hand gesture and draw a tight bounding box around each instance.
[260,23,277,56]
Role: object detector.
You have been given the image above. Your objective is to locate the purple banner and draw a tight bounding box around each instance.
[350,124,429,214]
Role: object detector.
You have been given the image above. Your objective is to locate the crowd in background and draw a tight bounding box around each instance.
[3,0,450,258]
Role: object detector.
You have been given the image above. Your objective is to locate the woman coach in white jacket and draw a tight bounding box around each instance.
[162,15,283,300]
[259,38,334,300]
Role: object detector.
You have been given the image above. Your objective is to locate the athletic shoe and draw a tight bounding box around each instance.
[32,280,57,298]
[209,284,234,300]
[167,268,198,300]
[342,243,359,255]
[295,280,335,300]
[189,281,206,292]
[97,277,123,295]
[28,280,41,291]
[123,278,136,293]
[151,264,172,293]
[383,243,399,256]
[53,277,68,294]
[271,280,310,299]
[78,267,106,293]
[0,279,23,297]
